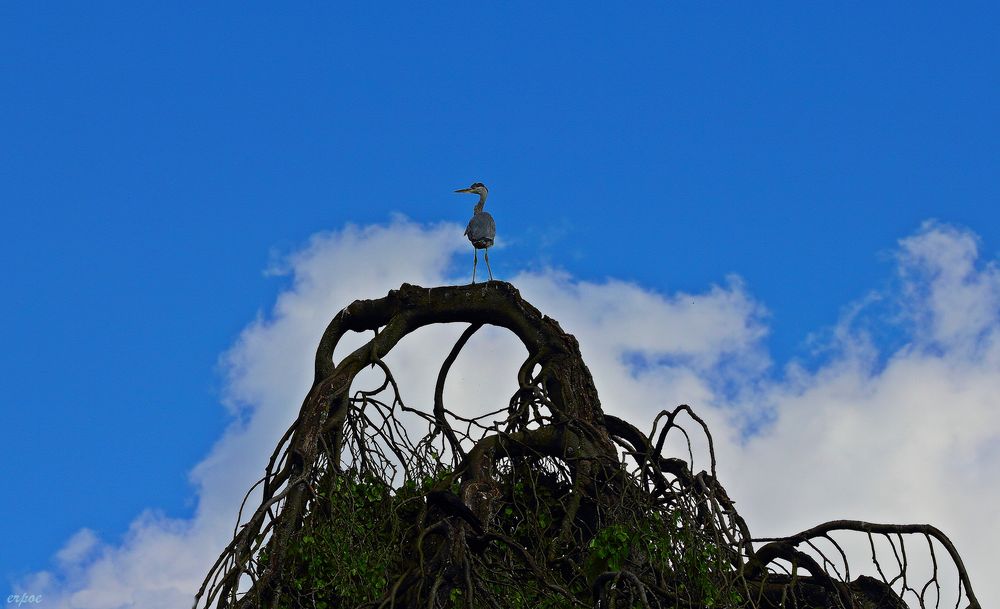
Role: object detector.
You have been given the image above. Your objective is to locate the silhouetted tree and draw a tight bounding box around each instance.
[196,282,980,609]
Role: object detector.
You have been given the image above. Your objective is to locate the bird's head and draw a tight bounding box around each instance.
[454,182,488,197]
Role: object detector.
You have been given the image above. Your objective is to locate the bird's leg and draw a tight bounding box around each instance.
[484,248,493,281]
[472,249,478,284]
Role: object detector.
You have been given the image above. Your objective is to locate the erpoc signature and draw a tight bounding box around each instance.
[7,594,42,607]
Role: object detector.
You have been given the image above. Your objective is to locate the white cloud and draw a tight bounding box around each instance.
[22,218,998,608]
[722,221,1000,607]
[54,530,98,568]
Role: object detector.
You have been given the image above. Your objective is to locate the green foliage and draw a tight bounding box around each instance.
[582,512,744,608]
[585,524,632,582]
[496,475,565,552]
[271,465,743,609]
[278,468,451,607]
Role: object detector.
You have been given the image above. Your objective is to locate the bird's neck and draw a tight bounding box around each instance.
[474,193,487,213]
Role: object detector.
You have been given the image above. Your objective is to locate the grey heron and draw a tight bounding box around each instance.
[455,182,495,283]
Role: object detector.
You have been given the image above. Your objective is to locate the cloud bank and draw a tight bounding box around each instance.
[22,218,999,608]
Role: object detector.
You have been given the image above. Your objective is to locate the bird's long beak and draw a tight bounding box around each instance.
[454,187,473,194]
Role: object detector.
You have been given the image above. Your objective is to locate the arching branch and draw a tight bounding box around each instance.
[195,282,981,609]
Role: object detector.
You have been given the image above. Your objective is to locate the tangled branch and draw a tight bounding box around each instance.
[195,282,981,609]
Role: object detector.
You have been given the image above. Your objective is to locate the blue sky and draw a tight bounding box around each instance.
[2,3,999,606]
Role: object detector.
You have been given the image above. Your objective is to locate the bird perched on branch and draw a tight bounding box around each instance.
[455,182,495,283]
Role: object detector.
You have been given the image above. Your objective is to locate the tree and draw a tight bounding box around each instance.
[195,282,981,609]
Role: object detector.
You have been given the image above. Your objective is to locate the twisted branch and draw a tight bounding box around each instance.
[195,282,981,609]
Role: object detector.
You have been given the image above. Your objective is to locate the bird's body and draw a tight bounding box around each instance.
[464,209,495,249]
[455,182,495,283]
